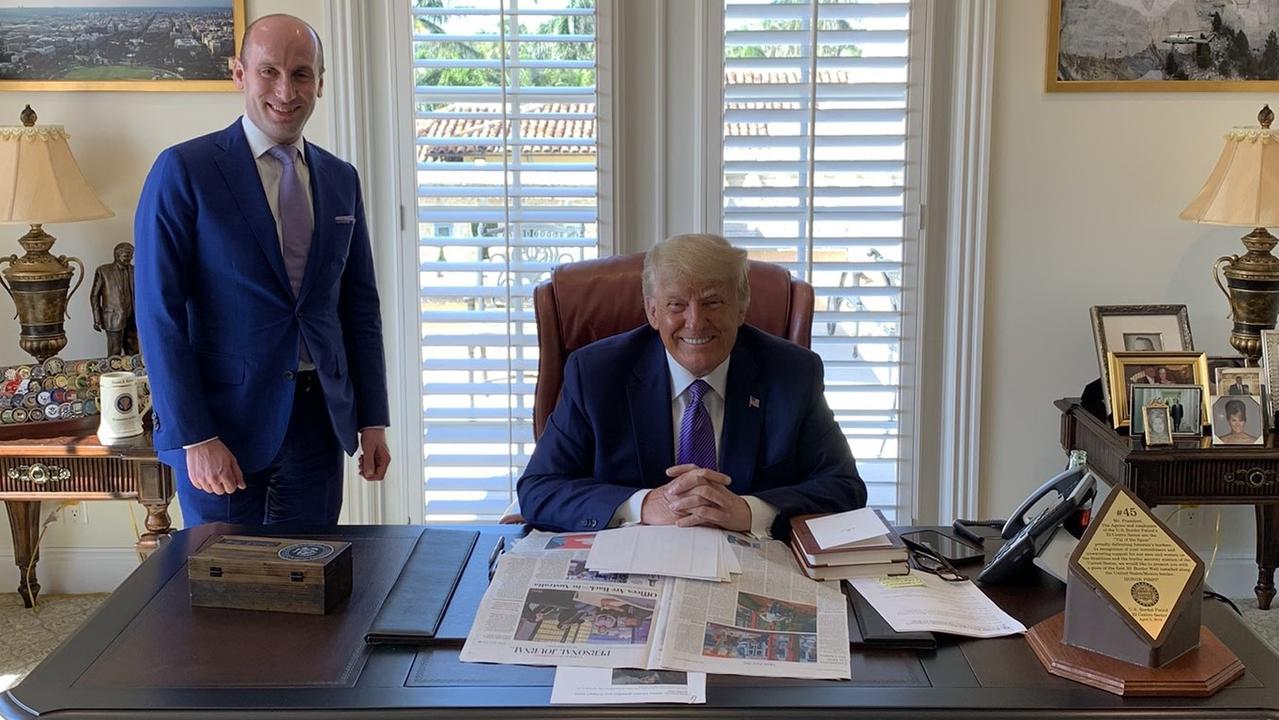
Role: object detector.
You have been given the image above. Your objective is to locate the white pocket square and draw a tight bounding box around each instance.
[335,215,356,224]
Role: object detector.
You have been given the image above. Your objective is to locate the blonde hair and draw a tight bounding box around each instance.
[642,234,750,309]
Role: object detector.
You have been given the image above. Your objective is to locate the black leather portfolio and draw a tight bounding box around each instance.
[846,584,937,651]
[364,528,479,645]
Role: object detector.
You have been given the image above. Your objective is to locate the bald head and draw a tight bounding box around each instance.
[239,14,324,72]
[233,13,325,145]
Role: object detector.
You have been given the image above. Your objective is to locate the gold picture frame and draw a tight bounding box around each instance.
[1107,351,1209,429]
[1090,304,1193,414]
[0,1,245,92]
[1142,404,1173,446]
[1047,0,1279,93]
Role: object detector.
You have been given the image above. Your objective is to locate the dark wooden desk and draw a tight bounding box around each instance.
[4,523,1279,719]
[0,421,173,607]
[1058,397,1279,610]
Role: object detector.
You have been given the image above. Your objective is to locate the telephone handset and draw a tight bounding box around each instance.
[976,466,1096,584]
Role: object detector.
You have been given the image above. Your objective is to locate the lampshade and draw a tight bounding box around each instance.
[1180,125,1279,227]
[0,123,112,225]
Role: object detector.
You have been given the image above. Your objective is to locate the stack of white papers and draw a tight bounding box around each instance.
[845,573,1026,638]
[585,526,741,581]
[805,506,892,549]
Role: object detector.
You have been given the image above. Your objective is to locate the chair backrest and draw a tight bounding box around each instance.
[531,252,815,439]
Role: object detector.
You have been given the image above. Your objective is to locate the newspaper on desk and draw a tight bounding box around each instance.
[460,530,850,680]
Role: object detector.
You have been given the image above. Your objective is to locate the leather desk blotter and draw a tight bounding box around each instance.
[364,527,479,645]
[847,585,937,651]
[76,534,417,689]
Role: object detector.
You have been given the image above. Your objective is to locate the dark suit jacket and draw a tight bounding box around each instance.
[517,324,866,537]
[134,119,389,472]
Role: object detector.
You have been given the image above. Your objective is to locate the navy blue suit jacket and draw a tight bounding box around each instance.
[134,119,389,472]
[517,324,866,536]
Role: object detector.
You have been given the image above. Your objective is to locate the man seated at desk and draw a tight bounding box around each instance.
[518,233,867,538]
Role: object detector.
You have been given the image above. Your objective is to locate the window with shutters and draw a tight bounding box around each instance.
[413,0,603,522]
[719,0,918,521]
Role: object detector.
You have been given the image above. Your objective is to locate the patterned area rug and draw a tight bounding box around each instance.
[0,592,107,690]
[0,593,1277,691]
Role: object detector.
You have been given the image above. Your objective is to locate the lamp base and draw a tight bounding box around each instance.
[1214,227,1279,364]
[0,224,84,363]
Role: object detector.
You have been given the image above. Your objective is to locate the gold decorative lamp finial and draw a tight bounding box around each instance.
[1180,105,1279,364]
[0,106,113,361]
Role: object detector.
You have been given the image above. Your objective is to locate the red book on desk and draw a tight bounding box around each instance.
[790,510,909,566]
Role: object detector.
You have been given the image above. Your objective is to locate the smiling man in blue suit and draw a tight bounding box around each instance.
[517,234,866,538]
[135,14,390,526]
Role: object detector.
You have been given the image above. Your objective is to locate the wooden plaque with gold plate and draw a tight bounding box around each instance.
[1026,484,1244,696]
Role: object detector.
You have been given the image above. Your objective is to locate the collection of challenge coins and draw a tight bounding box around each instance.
[0,354,146,425]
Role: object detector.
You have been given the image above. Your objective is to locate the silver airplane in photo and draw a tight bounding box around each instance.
[1163,31,1215,46]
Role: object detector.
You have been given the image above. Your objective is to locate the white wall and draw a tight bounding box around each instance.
[0,0,330,594]
[987,1,1259,596]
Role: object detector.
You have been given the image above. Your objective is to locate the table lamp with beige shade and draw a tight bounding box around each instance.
[1180,105,1279,365]
[0,105,112,362]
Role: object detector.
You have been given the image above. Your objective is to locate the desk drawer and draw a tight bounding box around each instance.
[1129,459,1279,503]
[0,456,140,495]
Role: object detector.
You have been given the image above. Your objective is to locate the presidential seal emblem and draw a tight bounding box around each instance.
[278,542,336,562]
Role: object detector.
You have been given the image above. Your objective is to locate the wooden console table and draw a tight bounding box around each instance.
[0,419,173,607]
[1058,397,1279,610]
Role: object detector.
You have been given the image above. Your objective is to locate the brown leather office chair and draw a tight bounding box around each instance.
[499,252,814,523]
[531,252,815,439]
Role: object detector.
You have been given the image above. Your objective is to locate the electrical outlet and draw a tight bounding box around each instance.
[1180,505,1200,529]
[66,502,88,525]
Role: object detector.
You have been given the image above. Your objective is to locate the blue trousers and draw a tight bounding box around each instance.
[173,371,344,526]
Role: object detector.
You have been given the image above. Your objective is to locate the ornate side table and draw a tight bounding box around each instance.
[0,419,173,607]
[1058,397,1279,609]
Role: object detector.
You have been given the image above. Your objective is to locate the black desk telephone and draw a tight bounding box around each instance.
[976,466,1096,584]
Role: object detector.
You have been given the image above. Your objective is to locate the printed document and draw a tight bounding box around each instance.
[551,667,706,704]
[586,526,738,581]
[461,530,850,679]
[845,573,1026,638]
[804,507,892,550]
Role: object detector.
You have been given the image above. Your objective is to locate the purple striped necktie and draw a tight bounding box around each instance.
[677,379,717,471]
[267,144,313,363]
[266,144,313,297]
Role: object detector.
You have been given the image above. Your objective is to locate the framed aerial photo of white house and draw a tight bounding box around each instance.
[1048,0,1279,92]
[0,0,245,92]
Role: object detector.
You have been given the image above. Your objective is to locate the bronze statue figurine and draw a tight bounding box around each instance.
[90,242,138,356]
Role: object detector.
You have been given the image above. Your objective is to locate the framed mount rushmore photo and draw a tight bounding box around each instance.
[1048,0,1279,92]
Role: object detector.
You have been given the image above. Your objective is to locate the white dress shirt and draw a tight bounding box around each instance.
[610,352,779,537]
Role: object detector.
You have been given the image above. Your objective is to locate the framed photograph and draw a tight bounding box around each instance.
[1142,404,1174,446]
[0,1,245,92]
[1129,384,1204,437]
[1207,355,1247,394]
[1090,305,1193,414]
[1048,0,1279,92]
[1107,351,1209,429]
[1216,367,1263,398]
[1210,394,1265,446]
[1263,330,1279,417]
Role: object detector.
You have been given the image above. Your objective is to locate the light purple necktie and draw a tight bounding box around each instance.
[266,144,313,298]
[677,379,718,471]
[267,144,314,363]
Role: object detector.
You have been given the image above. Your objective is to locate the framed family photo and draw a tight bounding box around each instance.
[1129,383,1204,437]
[1211,394,1266,446]
[1091,305,1194,414]
[1107,351,1209,429]
[1048,0,1279,92]
[0,0,245,92]
[1143,404,1174,447]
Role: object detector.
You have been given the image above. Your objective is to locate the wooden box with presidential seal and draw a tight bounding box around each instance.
[188,535,353,615]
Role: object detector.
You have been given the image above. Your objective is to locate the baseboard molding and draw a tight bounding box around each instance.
[0,546,143,595]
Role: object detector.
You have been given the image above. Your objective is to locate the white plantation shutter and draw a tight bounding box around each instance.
[720,0,916,521]
[414,0,600,522]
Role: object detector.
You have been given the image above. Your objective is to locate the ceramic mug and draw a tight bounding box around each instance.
[96,371,151,443]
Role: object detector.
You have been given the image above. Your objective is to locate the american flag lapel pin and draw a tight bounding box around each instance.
[748,396,760,409]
